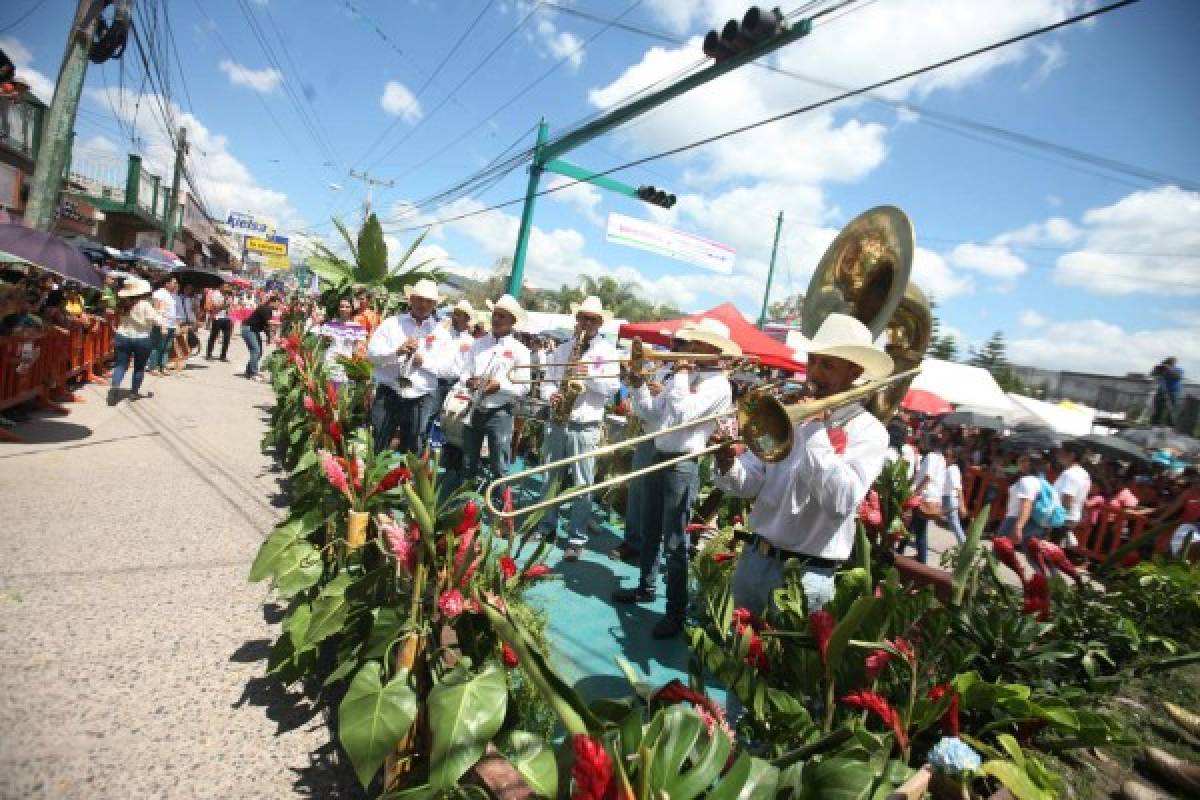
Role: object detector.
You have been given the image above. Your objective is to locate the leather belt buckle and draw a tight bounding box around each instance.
[755,537,772,557]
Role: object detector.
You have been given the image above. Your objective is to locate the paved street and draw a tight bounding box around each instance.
[0,352,355,798]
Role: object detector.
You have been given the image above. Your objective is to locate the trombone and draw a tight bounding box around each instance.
[484,367,921,520]
[506,337,757,383]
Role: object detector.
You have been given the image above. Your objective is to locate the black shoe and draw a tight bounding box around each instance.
[609,543,640,563]
[652,616,685,639]
[219,356,229,362]
[106,388,119,406]
[613,587,655,604]
[205,355,213,361]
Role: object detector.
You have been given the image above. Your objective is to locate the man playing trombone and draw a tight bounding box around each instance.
[714,314,892,616]
[459,294,531,490]
[536,296,621,561]
[614,318,738,638]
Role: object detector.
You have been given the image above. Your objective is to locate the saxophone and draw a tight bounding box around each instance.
[553,333,588,425]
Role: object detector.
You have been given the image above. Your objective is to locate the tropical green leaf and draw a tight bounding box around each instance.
[981,760,1055,800]
[495,731,557,799]
[305,255,352,286]
[356,214,388,282]
[249,509,325,582]
[799,756,875,800]
[426,664,508,788]
[708,752,780,800]
[390,228,429,273]
[363,607,408,660]
[826,595,878,675]
[301,572,355,648]
[950,503,989,606]
[338,662,418,788]
[271,541,324,597]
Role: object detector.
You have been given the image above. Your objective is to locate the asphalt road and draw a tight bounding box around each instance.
[0,351,356,799]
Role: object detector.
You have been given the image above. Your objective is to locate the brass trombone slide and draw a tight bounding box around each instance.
[484,367,921,520]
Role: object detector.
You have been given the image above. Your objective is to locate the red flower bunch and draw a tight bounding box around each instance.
[711,552,735,564]
[809,609,835,669]
[651,679,734,742]
[499,555,518,580]
[454,500,479,534]
[438,589,465,620]
[1022,572,1051,621]
[523,564,551,580]
[326,421,343,445]
[842,690,908,750]
[302,394,328,421]
[733,608,769,672]
[991,537,1028,583]
[902,495,923,511]
[864,636,914,680]
[383,520,419,574]
[858,489,883,530]
[501,642,519,668]
[372,465,413,497]
[571,735,614,800]
[324,381,338,412]
[927,684,961,736]
[499,486,515,538]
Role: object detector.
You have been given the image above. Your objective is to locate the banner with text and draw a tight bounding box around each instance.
[605,212,735,274]
[246,236,287,256]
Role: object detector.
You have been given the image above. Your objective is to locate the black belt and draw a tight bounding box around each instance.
[735,531,841,568]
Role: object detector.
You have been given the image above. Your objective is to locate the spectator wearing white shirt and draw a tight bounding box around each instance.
[367,279,458,455]
[317,296,367,384]
[1001,452,1049,560]
[205,285,234,361]
[941,444,968,544]
[460,295,530,490]
[900,439,946,563]
[1053,442,1091,545]
[614,318,736,639]
[535,296,621,560]
[148,275,179,376]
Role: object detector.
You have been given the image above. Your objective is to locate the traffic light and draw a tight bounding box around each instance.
[703,6,786,63]
[636,185,677,209]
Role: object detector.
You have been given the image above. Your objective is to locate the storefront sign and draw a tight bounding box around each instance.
[225,210,274,237]
[246,236,287,256]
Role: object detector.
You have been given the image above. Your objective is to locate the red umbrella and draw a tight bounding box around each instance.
[902,388,952,415]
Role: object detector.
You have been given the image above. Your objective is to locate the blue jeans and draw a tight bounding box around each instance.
[111,334,153,393]
[636,455,699,619]
[623,439,656,552]
[370,385,436,455]
[943,494,966,544]
[899,513,930,563]
[149,326,175,371]
[538,422,601,546]
[241,327,262,376]
[463,405,514,488]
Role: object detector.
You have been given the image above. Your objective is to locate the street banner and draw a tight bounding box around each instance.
[225,211,275,237]
[246,236,287,256]
[605,212,735,274]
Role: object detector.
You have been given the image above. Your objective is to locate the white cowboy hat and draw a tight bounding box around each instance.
[404,278,441,303]
[791,313,893,380]
[486,293,527,328]
[449,298,474,316]
[117,277,153,298]
[569,294,613,322]
[674,317,742,357]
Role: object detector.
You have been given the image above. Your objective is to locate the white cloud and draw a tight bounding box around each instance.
[218,59,283,93]
[0,35,55,102]
[993,216,1080,247]
[1018,309,1046,328]
[85,86,301,233]
[1009,318,1200,374]
[380,80,423,123]
[949,242,1028,280]
[1052,185,1200,295]
[546,175,604,226]
[1022,42,1066,90]
[535,19,584,71]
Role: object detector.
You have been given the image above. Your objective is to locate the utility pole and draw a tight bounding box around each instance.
[348,169,395,221]
[164,126,188,249]
[758,211,784,329]
[25,0,101,231]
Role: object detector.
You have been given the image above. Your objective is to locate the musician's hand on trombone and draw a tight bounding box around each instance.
[465,376,482,390]
[397,338,419,357]
[710,431,744,474]
[483,378,501,395]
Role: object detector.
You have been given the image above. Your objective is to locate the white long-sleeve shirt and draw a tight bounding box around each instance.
[539,335,620,425]
[629,366,670,434]
[367,313,456,398]
[632,369,731,454]
[443,325,476,377]
[714,403,888,561]
[459,333,530,410]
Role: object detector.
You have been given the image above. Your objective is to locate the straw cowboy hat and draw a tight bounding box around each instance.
[487,293,527,328]
[791,313,893,380]
[404,278,441,303]
[117,277,153,297]
[449,298,474,316]
[569,295,612,322]
[674,317,742,356]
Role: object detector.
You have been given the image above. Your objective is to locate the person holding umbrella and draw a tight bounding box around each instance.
[108,278,162,405]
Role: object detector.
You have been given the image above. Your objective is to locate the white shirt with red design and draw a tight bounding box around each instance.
[460,332,530,410]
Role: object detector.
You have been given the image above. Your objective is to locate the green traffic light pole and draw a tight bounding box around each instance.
[506,12,814,298]
[758,211,784,329]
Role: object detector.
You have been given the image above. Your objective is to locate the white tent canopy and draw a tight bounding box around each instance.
[910,358,1023,418]
[522,311,627,338]
[1006,393,1095,435]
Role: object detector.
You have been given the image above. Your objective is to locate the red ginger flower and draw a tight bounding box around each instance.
[864,636,914,680]
[928,684,961,736]
[858,489,883,529]
[454,500,479,534]
[712,552,735,564]
[523,564,551,580]
[325,381,338,413]
[571,735,614,800]
[809,609,835,669]
[732,608,769,671]
[383,521,418,574]
[303,394,328,421]
[500,555,518,580]
[326,421,343,445]
[438,589,465,620]
[373,465,413,496]
[843,690,908,750]
[501,642,519,668]
[1022,572,1051,621]
[992,537,1028,583]
[319,450,352,501]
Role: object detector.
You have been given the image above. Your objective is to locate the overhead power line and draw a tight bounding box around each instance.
[0,0,50,33]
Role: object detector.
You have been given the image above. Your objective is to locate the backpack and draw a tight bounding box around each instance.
[1031,477,1067,530]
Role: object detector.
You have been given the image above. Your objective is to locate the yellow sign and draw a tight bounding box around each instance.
[246,237,287,256]
[265,254,290,271]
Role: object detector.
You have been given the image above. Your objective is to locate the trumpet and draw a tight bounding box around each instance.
[506,338,756,384]
[485,367,921,520]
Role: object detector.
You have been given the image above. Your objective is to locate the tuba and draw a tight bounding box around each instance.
[800,205,931,420]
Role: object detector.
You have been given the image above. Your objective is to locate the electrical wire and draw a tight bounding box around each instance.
[0,0,49,33]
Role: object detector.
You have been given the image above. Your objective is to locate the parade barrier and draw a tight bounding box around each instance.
[0,314,115,443]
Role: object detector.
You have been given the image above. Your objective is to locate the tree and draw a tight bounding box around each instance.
[929,335,959,361]
[968,331,1028,393]
[305,214,440,312]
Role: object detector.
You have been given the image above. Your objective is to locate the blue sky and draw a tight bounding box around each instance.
[4,0,1199,375]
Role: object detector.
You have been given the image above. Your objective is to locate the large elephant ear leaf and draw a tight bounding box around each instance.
[426,664,508,789]
[338,662,418,788]
[357,213,388,282]
[495,731,558,799]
